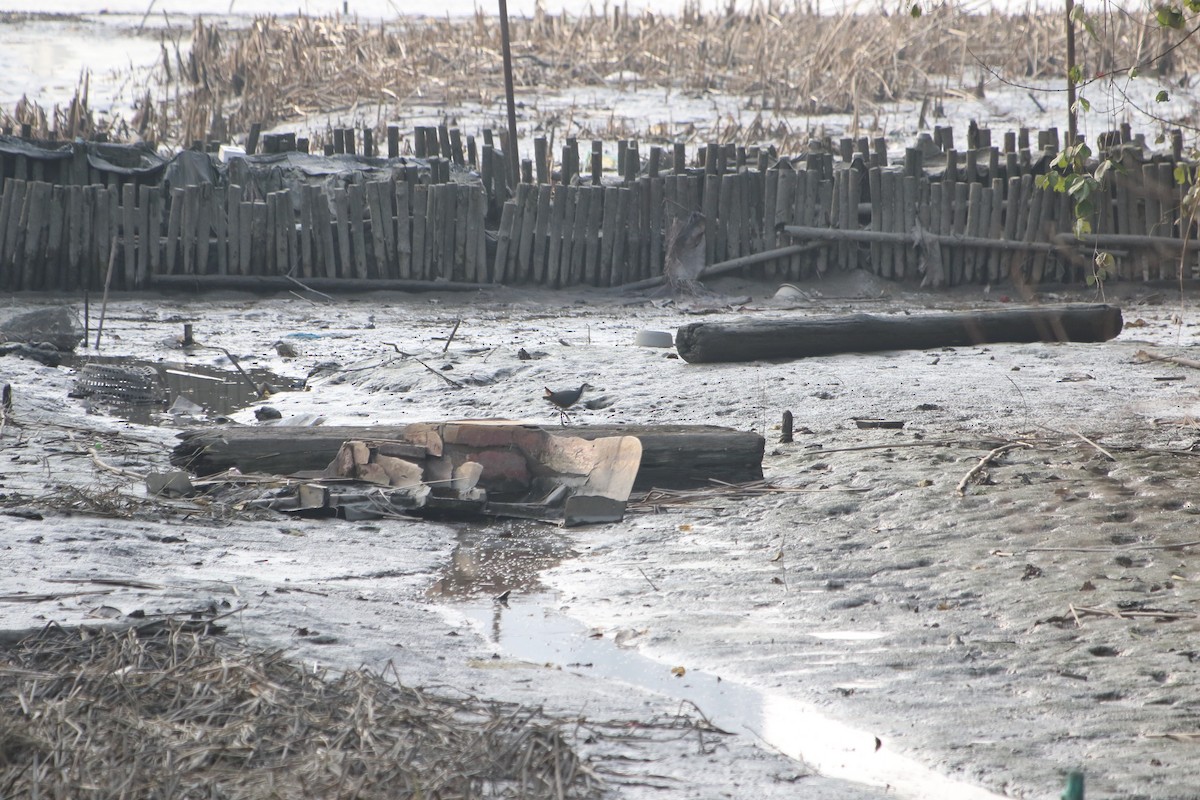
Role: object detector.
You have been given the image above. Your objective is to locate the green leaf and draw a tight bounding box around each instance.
[1075,198,1095,220]
[1129,66,1140,79]
[1068,180,1092,201]
[1156,6,1185,28]
[1095,159,1114,182]
[910,3,921,17]
[1074,216,1093,237]
[1156,90,1170,102]
[1085,273,1097,286]
[1176,165,1191,186]
[1068,64,1084,84]
[1035,174,1051,190]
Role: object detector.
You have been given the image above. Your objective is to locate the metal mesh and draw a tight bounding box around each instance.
[72,364,162,406]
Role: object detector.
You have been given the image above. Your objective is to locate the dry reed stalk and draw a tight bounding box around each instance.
[0,620,608,799]
[4,4,1197,150]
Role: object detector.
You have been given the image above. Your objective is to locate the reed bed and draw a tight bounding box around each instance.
[143,3,1197,148]
[0,621,606,799]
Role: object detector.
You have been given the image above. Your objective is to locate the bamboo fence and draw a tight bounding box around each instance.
[0,123,1197,293]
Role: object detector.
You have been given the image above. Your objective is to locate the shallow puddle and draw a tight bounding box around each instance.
[427,514,1005,800]
[426,521,576,599]
[454,596,1004,799]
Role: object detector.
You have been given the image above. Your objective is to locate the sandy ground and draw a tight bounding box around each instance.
[3,274,1200,797]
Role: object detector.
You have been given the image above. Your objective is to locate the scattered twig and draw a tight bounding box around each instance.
[88,447,149,481]
[284,271,334,302]
[637,567,659,592]
[1028,538,1200,553]
[382,342,414,357]
[955,441,1033,496]
[1134,348,1200,371]
[442,317,462,353]
[1066,427,1117,461]
[413,357,464,388]
[94,238,119,350]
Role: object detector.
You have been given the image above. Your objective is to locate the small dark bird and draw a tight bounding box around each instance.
[544,383,592,425]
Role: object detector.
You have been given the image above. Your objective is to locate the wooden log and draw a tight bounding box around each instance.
[149,275,493,293]
[134,184,152,286]
[165,187,184,274]
[505,184,528,281]
[19,181,48,291]
[649,176,664,279]
[196,183,214,273]
[237,199,254,275]
[427,181,443,278]
[297,183,315,278]
[332,187,352,278]
[702,173,719,266]
[516,182,538,282]
[815,178,833,275]
[121,183,137,287]
[902,175,918,277]
[274,191,292,275]
[348,183,368,279]
[609,186,630,286]
[0,180,16,287]
[265,189,278,275]
[567,185,590,285]
[676,305,1124,364]
[599,185,619,285]
[171,423,765,491]
[492,199,516,284]
[249,201,268,275]
[66,185,83,289]
[95,185,113,287]
[79,186,95,289]
[583,185,604,284]
[763,169,779,256]
[464,185,484,282]
[532,184,552,283]
[211,183,227,277]
[453,184,470,282]
[630,178,647,281]
[986,178,1004,283]
[46,185,65,289]
[546,184,568,287]
[365,181,391,278]
[394,180,412,279]
[440,184,457,281]
[963,181,983,282]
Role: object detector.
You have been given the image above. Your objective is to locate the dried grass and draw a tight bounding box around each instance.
[146,4,1199,148]
[0,620,606,799]
[4,5,1195,148]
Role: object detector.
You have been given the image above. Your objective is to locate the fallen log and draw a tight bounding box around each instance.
[148,275,492,293]
[171,423,765,490]
[675,304,1123,364]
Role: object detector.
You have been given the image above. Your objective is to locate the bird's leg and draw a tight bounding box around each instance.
[558,409,572,426]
